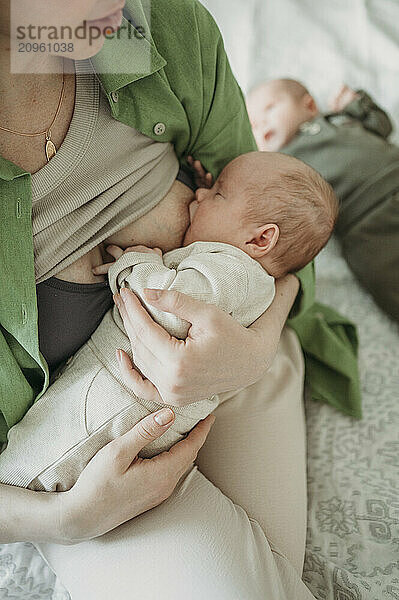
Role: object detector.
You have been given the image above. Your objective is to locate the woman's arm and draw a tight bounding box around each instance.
[0,409,215,544]
[114,274,300,407]
[0,482,60,544]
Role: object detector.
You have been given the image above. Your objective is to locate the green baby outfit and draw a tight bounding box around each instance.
[282,91,399,323]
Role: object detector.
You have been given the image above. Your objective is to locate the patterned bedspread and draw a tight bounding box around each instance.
[304,237,399,599]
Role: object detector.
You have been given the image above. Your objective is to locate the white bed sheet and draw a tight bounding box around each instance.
[202,0,399,142]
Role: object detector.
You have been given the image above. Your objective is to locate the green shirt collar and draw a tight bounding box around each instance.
[0,0,166,181]
[90,0,167,93]
[0,156,27,180]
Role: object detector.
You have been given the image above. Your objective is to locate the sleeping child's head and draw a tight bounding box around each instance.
[246,78,319,152]
[183,151,338,278]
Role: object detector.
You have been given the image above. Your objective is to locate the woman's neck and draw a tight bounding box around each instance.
[0,0,71,122]
[0,31,72,131]
[0,0,66,75]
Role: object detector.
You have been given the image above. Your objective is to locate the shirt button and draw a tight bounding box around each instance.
[153,122,166,135]
[111,91,119,103]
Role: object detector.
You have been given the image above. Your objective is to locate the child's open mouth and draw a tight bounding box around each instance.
[264,130,274,141]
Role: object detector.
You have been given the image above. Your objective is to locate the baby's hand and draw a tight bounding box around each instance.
[187,155,213,189]
[92,244,163,275]
[328,84,360,112]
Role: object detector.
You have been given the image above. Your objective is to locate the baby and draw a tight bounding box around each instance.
[0,151,337,493]
[246,78,399,321]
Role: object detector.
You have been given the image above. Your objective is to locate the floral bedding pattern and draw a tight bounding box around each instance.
[303,236,399,599]
[0,543,69,599]
[0,236,398,599]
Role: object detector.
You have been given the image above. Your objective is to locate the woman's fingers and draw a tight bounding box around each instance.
[109,407,176,473]
[116,349,163,403]
[143,288,213,331]
[115,288,176,353]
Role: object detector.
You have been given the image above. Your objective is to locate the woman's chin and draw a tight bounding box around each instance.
[67,38,107,60]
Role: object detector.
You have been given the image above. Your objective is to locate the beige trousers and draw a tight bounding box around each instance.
[36,328,314,599]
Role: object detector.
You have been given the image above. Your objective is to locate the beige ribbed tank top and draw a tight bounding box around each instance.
[31,58,179,284]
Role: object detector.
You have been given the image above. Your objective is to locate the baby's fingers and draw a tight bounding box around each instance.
[204,172,213,187]
[193,159,206,179]
[187,155,206,178]
[92,263,113,275]
[105,244,125,259]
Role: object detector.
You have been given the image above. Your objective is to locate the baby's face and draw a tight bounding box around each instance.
[183,161,248,249]
[247,82,316,152]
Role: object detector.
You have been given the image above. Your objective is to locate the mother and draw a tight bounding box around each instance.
[0,0,315,597]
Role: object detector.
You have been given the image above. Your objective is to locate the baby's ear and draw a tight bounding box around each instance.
[303,93,319,116]
[246,224,280,258]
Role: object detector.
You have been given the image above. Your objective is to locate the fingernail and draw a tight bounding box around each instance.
[113,293,122,308]
[144,288,161,301]
[154,407,175,426]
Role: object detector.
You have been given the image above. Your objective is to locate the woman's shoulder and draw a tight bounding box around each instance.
[145,0,222,53]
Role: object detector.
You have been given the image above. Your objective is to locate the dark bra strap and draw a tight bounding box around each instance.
[176,164,196,192]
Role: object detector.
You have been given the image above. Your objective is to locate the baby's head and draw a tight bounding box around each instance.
[246,78,319,151]
[183,151,338,278]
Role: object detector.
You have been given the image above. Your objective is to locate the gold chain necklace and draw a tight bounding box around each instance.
[0,58,65,162]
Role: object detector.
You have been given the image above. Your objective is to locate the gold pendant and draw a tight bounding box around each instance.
[45,130,57,162]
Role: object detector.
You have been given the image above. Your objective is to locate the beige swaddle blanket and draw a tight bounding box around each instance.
[0,242,274,491]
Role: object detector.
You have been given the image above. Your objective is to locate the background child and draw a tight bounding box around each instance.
[0,150,337,492]
[247,79,399,321]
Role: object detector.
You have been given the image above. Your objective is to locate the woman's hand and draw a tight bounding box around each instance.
[57,408,215,544]
[113,273,299,407]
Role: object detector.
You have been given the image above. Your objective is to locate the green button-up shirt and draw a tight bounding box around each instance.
[0,0,361,443]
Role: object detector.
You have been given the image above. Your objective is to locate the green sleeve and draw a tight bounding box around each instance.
[287,262,316,322]
[287,262,362,420]
[184,1,258,180]
[343,90,393,139]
